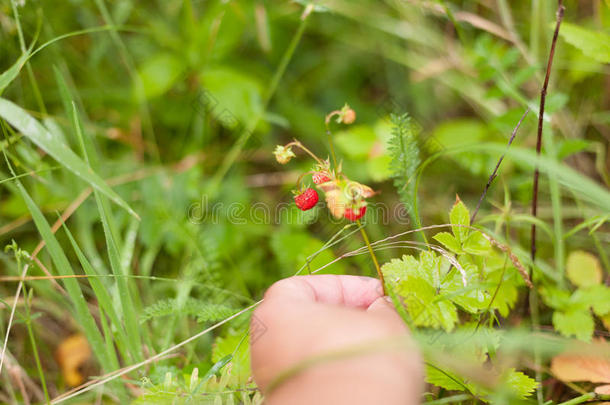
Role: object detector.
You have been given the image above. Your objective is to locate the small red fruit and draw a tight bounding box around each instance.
[344,205,367,221]
[312,172,331,184]
[294,188,319,211]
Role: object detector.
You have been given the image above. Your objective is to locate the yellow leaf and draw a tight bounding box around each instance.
[55,334,91,386]
[566,250,602,288]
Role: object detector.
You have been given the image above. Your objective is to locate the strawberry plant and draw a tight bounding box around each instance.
[1,0,609,404]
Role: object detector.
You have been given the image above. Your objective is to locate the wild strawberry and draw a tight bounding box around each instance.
[294,188,319,211]
[312,172,331,184]
[273,145,296,164]
[344,205,367,221]
[339,103,356,124]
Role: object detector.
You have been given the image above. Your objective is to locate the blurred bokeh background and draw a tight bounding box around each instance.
[0,0,608,403]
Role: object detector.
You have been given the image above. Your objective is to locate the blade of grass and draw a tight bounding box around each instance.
[2,156,115,375]
[0,53,30,95]
[0,98,138,218]
[71,102,143,362]
[416,143,610,213]
[60,218,129,366]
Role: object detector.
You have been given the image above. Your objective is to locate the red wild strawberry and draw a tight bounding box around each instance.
[294,188,319,211]
[344,205,367,221]
[312,172,331,184]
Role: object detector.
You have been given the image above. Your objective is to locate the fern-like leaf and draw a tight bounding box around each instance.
[142,298,234,323]
[388,113,420,213]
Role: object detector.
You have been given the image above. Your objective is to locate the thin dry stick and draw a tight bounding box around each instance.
[531,0,565,264]
[470,108,530,224]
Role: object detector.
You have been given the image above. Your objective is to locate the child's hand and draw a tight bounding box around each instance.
[250,275,423,405]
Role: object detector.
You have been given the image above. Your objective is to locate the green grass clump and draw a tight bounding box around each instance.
[0,0,609,404]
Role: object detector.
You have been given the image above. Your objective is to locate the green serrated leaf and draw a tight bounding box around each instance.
[450,197,470,242]
[388,113,420,213]
[505,369,538,399]
[552,309,594,341]
[540,286,572,310]
[433,232,462,254]
[487,270,518,317]
[580,285,610,316]
[462,231,491,255]
[425,364,473,392]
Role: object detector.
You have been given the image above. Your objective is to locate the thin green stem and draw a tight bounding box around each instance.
[23,284,50,404]
[13,247,50,405]
[324,111,341,169]
[10,0,47,114]
[285,141,324,165]
[212,9,310,188]
[529,287,543,405]
[356,219,385,295]
[557,393,610,405]
[326,128,339,169]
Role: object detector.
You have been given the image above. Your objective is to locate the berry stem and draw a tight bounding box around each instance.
[324,114,340,169]
[356,219,386,295]
[295,170,314,189]
[285,141,324,165]
[326,128,339,170]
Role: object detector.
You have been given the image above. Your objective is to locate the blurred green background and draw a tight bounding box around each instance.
[0,0,609,403]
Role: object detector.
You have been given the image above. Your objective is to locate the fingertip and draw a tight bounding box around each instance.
[261,275,383,308]
[366,297,408,333]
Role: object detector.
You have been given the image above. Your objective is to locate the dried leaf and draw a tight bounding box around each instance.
[55,334,91,386]
[551,341,610,383]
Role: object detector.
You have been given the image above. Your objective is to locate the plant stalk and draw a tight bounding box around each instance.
[356,219,386,295]
[529,4,564,403]
[557,393,610,405]
[530,0,564,264]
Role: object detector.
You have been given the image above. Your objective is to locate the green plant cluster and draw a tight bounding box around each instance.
[0,0,609,404]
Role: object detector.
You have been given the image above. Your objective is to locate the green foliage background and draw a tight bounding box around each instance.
[0,0,609,403]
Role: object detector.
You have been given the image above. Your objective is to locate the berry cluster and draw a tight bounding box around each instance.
[273,104,373,222]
